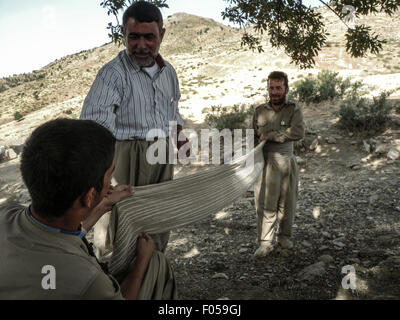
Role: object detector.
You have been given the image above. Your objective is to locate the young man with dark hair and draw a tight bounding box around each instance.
[0,119,177,299]
[252,71,305,258]
[80,0,189,254]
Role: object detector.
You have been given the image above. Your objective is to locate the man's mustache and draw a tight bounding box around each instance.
[133,49,153,55]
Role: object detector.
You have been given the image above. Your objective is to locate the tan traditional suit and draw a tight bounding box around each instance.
[252,101,305,243]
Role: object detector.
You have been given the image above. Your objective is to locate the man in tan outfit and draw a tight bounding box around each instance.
[80,1,189,254]
[252,71,305,258]
[0,119,177,299]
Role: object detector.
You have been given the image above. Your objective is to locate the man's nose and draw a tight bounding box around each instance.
[137,36,147,49]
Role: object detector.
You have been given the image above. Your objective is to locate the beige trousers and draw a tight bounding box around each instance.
[112,139,174,253]
[254,151,299,243]
[137,250,178,300]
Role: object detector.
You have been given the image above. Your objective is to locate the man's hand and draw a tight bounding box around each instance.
[120,233,155,300]
[260,133,269,141]
[101,184,135,212]
[82,185,134,232]
[136,234,155,264]
[176,124,191,157]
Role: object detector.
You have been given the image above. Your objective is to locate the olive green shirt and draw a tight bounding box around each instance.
[0,203,124,300]
[252,101,305,146]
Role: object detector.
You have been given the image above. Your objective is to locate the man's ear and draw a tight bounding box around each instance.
[82,187,96,208]
[160,27,166,41]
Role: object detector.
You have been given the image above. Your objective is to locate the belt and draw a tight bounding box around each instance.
[129,136,169,141]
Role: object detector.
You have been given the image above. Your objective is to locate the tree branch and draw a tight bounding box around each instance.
[318,0,351,29]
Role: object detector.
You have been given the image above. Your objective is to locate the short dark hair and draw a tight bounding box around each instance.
[123,1,163,31]
[21,119,115,220]
[268,71,289,89]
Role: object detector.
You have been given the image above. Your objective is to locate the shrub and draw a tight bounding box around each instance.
[204,104,254,131]
[335,92,393,131]
[291,70,352,104]
[395,103,400,114]
[14,111,23,121]
[291,77,318,103]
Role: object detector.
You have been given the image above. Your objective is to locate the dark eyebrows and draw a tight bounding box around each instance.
[128,32,155,38]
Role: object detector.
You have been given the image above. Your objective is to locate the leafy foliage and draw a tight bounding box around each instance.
[100,0,400,68]
[204,104,254,131]
[291,70,353,104]
[102,0,400,68]
[222,0,400,68]
[13,111,23,121]
[0,72,45,93]
[335,91,393,132]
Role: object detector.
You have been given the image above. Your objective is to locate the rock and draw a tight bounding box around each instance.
[326,137,337,144]
[363,140,371,153]
[369,194,379,205]
[309,139,318,151]
[6,148,18,160]
[298,262,326,281]
[376,235,395,245]
[351,165,361,170]
[0,146,6,159]
[348,132,354,137]
[319,254,334,263]
[296,157,306,165]
[387,148,399,160]
[301,240,312,248]
[347,161,359,169]
[321,231,331,238]
[319,175,329,182]
[238,248,248,253]
[212,273,229,280]
[332,241,345,248]
[348,257,360,264]
[350,140,358,145]
[374,144,387,154]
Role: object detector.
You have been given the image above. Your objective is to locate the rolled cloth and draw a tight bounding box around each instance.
[102,141,266,279]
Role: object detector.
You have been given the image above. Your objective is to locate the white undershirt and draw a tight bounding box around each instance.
[143,63,160,79]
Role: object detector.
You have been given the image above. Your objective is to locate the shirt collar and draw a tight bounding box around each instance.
[27,206,87,238]
[268,98,288,111]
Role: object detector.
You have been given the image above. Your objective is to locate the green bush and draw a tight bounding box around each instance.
[335,92,392,131]
[13,111,23,121]
[291,77,318,103]
[395,103,400,114]
[204,104,254,131]
[291,70,352,104]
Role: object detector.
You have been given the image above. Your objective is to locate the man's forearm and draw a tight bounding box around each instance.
[81,204,106,232]
[120,255,151,299]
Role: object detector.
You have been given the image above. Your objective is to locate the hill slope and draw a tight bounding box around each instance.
[1,9,400,143]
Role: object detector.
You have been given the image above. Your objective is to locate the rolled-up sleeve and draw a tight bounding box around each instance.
[80,67,123,134]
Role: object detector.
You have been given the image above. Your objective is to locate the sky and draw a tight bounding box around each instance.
[0,0,322,78]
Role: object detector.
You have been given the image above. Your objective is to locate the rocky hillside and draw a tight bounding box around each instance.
[1,9,400,137]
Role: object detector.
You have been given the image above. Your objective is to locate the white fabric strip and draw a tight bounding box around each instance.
[102,142,265,278]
